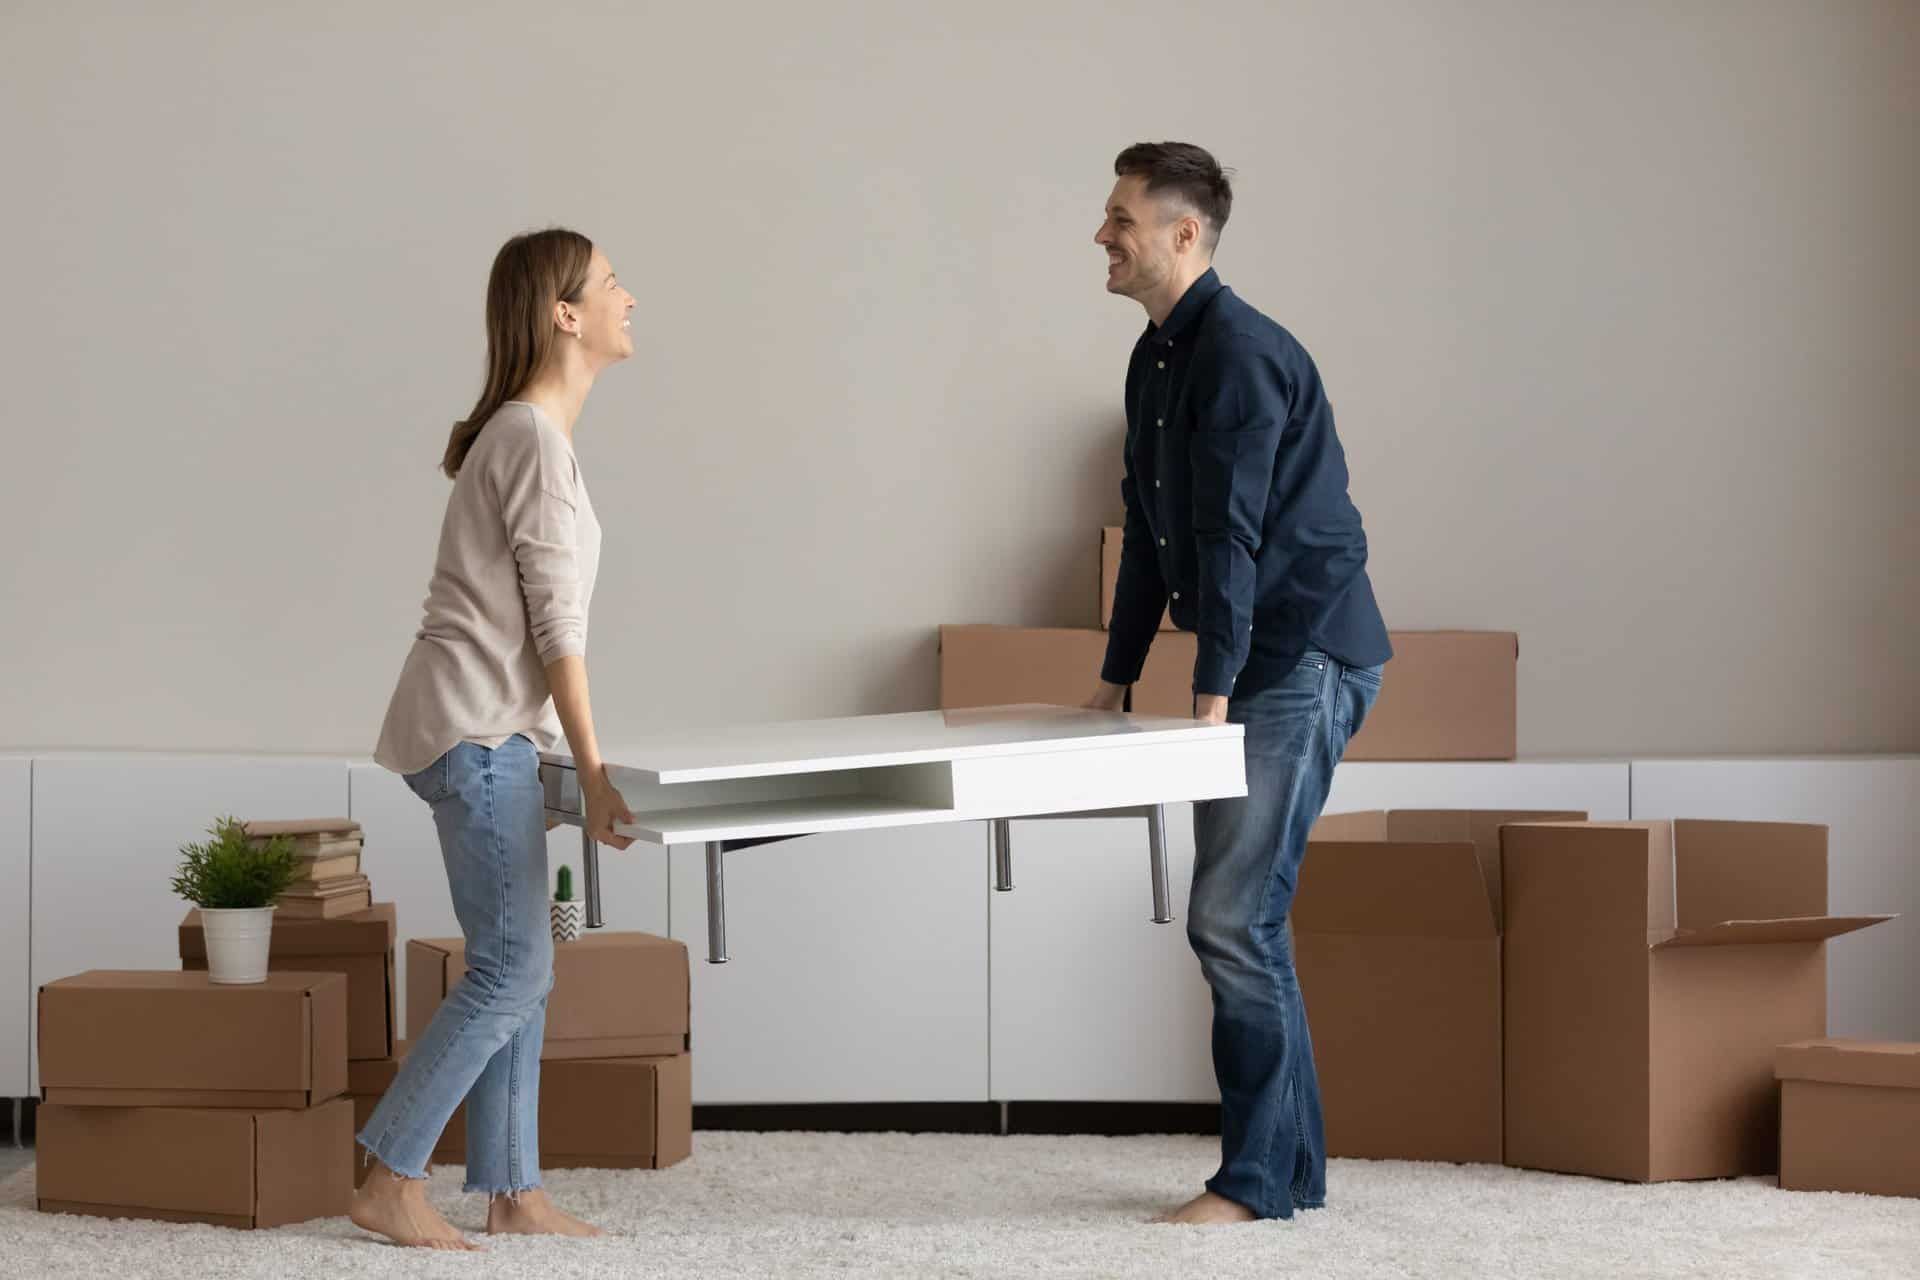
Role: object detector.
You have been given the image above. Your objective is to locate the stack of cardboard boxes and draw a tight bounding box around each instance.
[1296,814,1894,1183]
[35,971,352,1227]
[942,526,1909,1195]
[179,901,401,1187]
[403,931,692,1171]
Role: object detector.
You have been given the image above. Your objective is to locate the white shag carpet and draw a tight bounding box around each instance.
[4,1132,1918,1279]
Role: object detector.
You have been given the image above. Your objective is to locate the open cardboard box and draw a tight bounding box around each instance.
[180,903,395,1061]
[1296,808,1584,1164]
[1501,820,1895,1182]
[38,971,348,1108]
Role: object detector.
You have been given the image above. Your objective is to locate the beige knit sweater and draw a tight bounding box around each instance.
[374,402,601,775]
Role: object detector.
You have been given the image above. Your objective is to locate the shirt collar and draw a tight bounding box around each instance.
[1144,267,1224,347]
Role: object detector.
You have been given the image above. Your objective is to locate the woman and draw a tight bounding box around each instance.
[353,228,639,1250]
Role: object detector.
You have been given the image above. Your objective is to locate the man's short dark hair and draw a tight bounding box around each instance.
[1114,142,1234,250]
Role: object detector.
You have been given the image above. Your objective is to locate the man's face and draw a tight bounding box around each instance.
[1095,175,1179,300]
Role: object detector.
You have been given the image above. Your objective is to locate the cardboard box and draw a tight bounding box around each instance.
[38,971,348,1108]
[1099,527,1175,631]
[407,932,690,1060]
[345,1055,399,1188]
[432,1053,693,1170]
[1776,1040,1920,1198]
[180,903,396,1061]
[37,1098,352,1228]
[1346,631,1515,760]
[937,624,1518,759]
[1501,820,1895,1182]
[1295,809,1585,1164]
[938,625,1197,717]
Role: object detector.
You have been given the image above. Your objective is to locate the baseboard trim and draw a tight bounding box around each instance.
[1007,1102,1220,1136]
[694,1102,1000,1134]
[691,1101,1220,1136]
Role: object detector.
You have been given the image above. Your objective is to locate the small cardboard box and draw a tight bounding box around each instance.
[432,1052,693,1170]
[1501,820,1895,1182]
[407,932,690,1060]
[1296,809,1585,1164]
[1776,1039,1920,1198]
[37,1098,352,1228]
[1099,527,1175,631]
[180,903,396,1061]
[38,971,348,1108]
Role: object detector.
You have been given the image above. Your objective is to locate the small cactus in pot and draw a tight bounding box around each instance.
[551,864,583,943]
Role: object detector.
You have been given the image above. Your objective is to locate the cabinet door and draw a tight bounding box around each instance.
[1630,758,1920,1040]
[348,764,668,1035]
[989,805,1215,1101]
[669,823,987,1104]
[29,754,350,1093]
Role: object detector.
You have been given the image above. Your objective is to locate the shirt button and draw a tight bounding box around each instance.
[1158,538,1166,547]
[1156,418,1164,427]
[1157,361,1166,370]
[1171,592,1181,601]
[1154,480,1161,488]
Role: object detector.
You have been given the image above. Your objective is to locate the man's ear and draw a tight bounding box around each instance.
[1177,214,1203,256]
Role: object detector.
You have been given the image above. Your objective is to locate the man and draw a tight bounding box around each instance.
[1085,142,1392,1225]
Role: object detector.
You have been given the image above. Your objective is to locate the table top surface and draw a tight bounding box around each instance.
[542,703,1242,784]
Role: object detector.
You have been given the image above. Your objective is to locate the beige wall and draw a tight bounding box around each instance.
[2,1,1915,758]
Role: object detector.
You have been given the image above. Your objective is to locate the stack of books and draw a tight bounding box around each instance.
[245,819,371,919]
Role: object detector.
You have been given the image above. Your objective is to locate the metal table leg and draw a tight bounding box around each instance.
[705,840,729,964]
[1146,803,1173,924]
[581,826,604,929]
[990,818,1013,892]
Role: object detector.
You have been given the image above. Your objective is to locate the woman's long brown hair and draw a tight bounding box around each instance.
[441,228,594,479]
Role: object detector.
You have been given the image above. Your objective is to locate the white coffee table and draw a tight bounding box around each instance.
[540,704,1246,963]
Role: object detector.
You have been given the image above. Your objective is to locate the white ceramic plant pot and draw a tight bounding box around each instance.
[551,899,582,943]
[199,906,277,984]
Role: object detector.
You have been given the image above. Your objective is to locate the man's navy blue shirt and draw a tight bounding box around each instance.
[1100,268,1391,698]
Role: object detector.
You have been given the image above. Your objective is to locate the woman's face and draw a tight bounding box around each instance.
[565,250,635,365]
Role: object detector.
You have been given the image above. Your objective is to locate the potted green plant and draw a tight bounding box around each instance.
[171,815,300,983]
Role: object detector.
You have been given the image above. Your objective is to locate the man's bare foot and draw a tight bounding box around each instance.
[1152,1190,1259,1225]
[349,1161,482,1251]
[486,1188,604,1237]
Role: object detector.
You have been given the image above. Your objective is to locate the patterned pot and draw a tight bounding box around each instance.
[551,898,582,943]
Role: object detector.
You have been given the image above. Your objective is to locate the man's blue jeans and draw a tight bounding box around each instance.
[1189,650,1383,1219]
[357,733,555,1195]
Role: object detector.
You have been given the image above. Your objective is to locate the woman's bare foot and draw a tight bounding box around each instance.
[349,1161,482,1250]
[1152,1189,1258,1225]
[486,1188,604,1237]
